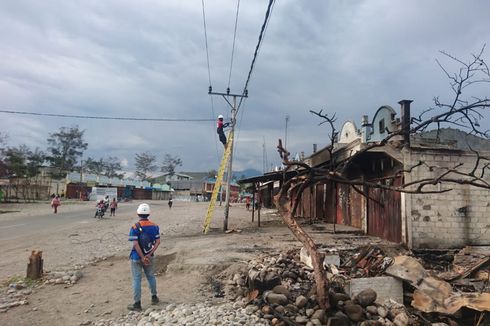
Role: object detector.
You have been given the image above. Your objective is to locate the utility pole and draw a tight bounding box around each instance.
[79,158,83,200]
[208,87,248,231]
[285,115,290,149]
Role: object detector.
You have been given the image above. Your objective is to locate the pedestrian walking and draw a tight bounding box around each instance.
[110,198,118,216]
[51,195,61,214]
[127,203,160,311]
[168,197,173,209]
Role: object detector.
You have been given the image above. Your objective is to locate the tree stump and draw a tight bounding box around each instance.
[26,250,43,279]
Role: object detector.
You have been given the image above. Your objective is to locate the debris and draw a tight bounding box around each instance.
[342,245,393,277]
[225,228,242,234]
[347,276,403,304]
[438,246,490,281]
[386,255,490,314]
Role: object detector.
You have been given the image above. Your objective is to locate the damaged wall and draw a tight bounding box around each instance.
[405,148,490,249]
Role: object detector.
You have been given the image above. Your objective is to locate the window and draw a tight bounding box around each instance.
[379,118,385,133]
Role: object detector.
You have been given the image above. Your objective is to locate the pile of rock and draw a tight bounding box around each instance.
[220,250,417,326]
[0,282,31,313]
[88,301,270,326]
[44,269,83,285]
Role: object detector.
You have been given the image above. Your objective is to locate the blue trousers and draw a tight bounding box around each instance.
[131,257,157,303]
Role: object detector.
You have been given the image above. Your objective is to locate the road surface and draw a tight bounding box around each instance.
[0,203,135,240]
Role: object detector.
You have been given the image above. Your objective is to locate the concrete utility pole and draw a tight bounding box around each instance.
[208,87,248,231]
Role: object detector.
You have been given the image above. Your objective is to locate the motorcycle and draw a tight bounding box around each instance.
[94,206,105,218]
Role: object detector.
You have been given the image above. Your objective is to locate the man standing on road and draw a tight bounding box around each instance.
[127,203,160,311]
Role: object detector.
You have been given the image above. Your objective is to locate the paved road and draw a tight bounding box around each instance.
[0,204,136,240]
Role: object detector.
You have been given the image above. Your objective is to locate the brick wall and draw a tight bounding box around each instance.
[405,149,490,248]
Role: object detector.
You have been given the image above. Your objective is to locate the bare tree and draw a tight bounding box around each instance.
[274,47,490,310]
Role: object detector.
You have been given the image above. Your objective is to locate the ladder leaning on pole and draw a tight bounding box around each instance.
[202,131,234,234]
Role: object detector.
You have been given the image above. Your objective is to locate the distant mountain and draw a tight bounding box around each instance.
[234,169,262,180]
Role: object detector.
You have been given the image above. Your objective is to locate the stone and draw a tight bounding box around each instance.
[327,312,351,326]
[311,319,322,326]
[383,299,405,318]
[311,309,326,323]
[347,277,403,305]
[344,303,364,321]
[366,305,378,315]
[272,285,290,297]
[261,305,272,314]
[265,292,288,305]
[377,306,388,318]
[295,315,308,324]
[283,271,298,280]
[356,289,377,307]
[393,312,409,326]
[275,305,285,314]
[306,308,315,317]
[295,295,308,308]
[248,268,281,292]
[286,304,299,313]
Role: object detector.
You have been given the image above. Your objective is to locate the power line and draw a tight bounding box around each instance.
[238,0,276,110]
[201,0,220,161]
[0,109,214,122]
[227,0,241,90]
[201,0,213,89]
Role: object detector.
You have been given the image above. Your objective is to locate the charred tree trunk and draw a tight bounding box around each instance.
[274,192,330,310]
[26,250,43,279]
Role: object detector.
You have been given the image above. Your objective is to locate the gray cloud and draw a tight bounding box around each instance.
[1,0,489,174]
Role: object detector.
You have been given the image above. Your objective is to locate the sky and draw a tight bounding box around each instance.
[0,0,489,176]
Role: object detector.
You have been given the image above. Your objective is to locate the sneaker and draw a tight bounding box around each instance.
[151,295,159,305]
[127,301,142,311]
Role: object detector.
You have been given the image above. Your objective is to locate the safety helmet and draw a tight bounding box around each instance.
[137,203,151,215]
[218,114,224,119]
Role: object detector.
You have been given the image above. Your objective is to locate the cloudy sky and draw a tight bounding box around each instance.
[1,0,489,175]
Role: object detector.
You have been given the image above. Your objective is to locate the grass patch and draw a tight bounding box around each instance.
[1,275,39,288]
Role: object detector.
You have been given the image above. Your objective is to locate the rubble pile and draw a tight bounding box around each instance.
[44,269,83,286]
[0,282,31,313]
[217,245,489,326]
[84,301,270,326]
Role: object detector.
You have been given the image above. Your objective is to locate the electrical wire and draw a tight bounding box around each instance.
[227,0,241,90]
[238,0,276,111]
[201,0,213,90]
[0,109,214,122]
[201,0,221,162]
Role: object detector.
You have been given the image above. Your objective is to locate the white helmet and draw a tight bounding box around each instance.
[137,203,151,215]
[218,114,224,119]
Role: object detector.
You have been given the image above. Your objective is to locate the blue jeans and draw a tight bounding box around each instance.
[131,257,157,303]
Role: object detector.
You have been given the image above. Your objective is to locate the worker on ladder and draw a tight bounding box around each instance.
[217,114,231,148]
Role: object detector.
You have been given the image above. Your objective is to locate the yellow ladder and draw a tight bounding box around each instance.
[202,131,234,233]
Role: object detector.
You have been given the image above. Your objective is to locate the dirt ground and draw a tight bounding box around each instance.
[0,201,387,326]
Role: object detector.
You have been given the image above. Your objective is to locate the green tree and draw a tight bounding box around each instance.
[84,157,105,176]
[4,145,29,178]
[104,156,124,179]
[84,156,124,179]
[160,154,182,177]
[26,148,45,178]
[135,152,157,181]
[47,126,88,178]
